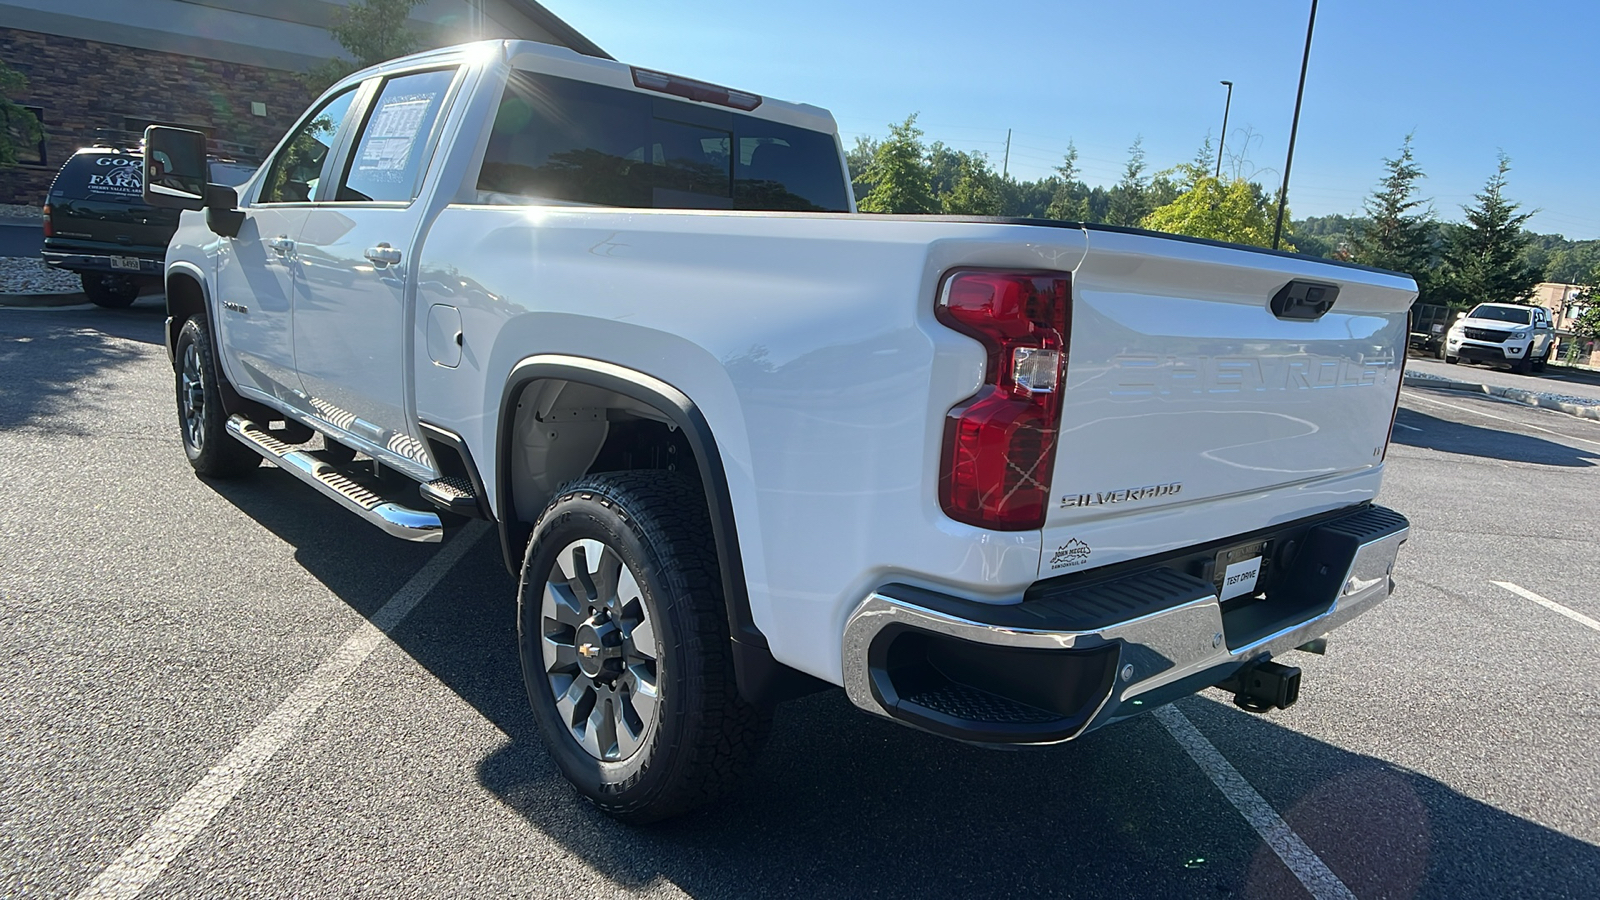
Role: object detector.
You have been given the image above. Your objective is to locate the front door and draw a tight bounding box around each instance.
[291,67,459,474]
[213,87,360,410]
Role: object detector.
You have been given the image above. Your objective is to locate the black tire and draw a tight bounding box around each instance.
[1514,350,1534,375]
[516,472,770,823]
[1444,354,1458,365]
[80,272,139,308]
[174,316,259,478]
[1532,345,1549,373]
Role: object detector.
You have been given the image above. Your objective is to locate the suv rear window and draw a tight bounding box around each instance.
[52,153,144,203]
[477,71,849,212]
[1469,304,1531,324]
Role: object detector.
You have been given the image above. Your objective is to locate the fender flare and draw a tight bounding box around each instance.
[497,354,825,707]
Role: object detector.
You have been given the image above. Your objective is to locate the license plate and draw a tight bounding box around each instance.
[1216,540,1268,601]
[110,256,141,271]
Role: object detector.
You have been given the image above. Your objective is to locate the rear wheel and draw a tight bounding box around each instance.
[516,472,770,823]
[175,316,259,478]
[80,272,139,308]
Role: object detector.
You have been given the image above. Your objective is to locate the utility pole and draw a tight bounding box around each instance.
[1002,128,1012,179]
[1216,81,1233,180]
[1273,0,1318,250]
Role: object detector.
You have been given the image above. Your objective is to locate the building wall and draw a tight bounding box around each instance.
[0,27,316,205]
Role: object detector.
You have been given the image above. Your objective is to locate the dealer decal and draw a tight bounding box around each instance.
[1049,539,1092,570]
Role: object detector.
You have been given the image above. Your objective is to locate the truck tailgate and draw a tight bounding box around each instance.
[1042,229,1415,576]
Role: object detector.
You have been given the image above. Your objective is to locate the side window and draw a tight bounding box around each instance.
[259,89,358,204]
[337,68,457,203]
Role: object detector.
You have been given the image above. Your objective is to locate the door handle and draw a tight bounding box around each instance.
[365,243,402,267]
[268,236,295,255]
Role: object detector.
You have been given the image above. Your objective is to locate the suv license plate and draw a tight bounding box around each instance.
[110,256,141,271]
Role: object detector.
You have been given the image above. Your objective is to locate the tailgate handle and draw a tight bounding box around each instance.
[1270,280,1340,321]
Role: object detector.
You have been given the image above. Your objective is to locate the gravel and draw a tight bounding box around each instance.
[0,203,43,220]
[0,256,82,294]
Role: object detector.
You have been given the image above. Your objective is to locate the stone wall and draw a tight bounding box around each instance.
[0,27,315,205]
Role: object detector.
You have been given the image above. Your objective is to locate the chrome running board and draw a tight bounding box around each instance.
[226,415,443,543]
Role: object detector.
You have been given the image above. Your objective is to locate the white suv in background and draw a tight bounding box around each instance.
[1445,302,1555,374]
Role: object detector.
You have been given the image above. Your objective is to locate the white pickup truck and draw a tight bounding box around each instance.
[145,40,1413,823]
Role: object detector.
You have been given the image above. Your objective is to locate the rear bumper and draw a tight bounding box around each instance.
[841,504,1409,744]
[42,250,163,277]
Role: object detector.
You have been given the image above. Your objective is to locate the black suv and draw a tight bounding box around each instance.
[42,142,255,307]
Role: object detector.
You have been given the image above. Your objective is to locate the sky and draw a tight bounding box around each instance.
[546,0,1600,240]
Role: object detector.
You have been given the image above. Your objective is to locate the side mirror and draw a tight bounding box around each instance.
[142,126,209,210]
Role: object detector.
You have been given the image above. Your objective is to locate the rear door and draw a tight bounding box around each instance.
[291,67,460,473]
[1041,230,1415,574]
[214,87,360,407]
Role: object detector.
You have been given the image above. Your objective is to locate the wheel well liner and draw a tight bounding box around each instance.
[497,356,827,707]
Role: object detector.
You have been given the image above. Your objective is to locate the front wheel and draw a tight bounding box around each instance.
[80,272,139,308]
[174,316,259,478]
[1444,354,1458,365]
[516,473,770,823]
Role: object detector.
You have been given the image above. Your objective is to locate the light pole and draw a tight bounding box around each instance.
[1272,0,1318,250]
[1216,80,1233,180]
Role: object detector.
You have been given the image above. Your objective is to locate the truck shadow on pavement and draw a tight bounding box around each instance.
[1393,407,1599,467]
[0,302,165,434]
[208,454,1600,900]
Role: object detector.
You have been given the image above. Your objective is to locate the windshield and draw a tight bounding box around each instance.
[1468,305,1531,324]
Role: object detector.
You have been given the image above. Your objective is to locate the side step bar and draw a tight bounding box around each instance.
[226,415,444,543]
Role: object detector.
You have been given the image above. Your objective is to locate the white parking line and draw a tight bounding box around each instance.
[1392,421,1422,432]
[1403,390,1600,449]
[74,520,489,900]
[1493,581,1600,633]
[1154,705,1356,900]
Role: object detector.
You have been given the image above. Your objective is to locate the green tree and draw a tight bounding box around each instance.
[1570,266,1600,348]
[1140,172,1288,249]
[1347,135,1439,299]
[1439,154,1543,308]
[856,114,935,214]
[1045,142,1090,220]
[845,135,879,202]
[1105,137,1150,227]
[305,0,424,90]
[940,151,1003,215]
[0,60,42,169]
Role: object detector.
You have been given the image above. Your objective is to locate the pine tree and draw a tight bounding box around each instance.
[1440,154,1543,308]
[1106,138,1150,227]
[305,0,424,90]
[1348,135,1438,298]
[856,115,935,214]
[1045,142,1083,220]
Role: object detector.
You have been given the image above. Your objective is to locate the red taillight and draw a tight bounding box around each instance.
[936,270,1071,530]
[631,67,762,111]
[41,204,53,237]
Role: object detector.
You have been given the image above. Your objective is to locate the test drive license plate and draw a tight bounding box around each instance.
[1216,540,1268,601]
[110,256,141,271]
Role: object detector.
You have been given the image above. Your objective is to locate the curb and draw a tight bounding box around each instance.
[1403,373,1600,422]
[0,291,89,308]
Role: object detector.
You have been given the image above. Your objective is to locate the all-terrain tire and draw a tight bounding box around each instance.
[516,472,770,824]
[80,272,139,308]
[174,316,259,478]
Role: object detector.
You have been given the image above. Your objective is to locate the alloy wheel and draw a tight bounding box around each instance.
[540,538,661,761]
[180,342,205,451]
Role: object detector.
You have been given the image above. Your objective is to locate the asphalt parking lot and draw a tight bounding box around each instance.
[3,300,1598,899]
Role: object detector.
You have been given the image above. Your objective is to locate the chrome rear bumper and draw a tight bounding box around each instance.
[841,505,1409,744]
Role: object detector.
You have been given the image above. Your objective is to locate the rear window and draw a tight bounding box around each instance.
[1469,304,1531,324]
[53,153,144,203]
[477,71,849,212]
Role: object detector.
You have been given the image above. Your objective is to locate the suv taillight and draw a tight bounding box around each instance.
[41,204,52,238]
[936,270,1071,530]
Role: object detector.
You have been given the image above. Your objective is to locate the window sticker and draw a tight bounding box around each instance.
[356,92,436,183]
